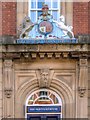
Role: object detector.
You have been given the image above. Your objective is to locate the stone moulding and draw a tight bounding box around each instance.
[1,43,88,59]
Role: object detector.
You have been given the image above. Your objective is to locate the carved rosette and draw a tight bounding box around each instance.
[78,59,88,97]
[36,68,54,88]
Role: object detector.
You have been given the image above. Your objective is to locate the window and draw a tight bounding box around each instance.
[29,0,60,22]
[26,89,62,105]
[25,89,62,118]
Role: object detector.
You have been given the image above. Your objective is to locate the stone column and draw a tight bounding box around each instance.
[3,60,14,118]
[76,58,88,118]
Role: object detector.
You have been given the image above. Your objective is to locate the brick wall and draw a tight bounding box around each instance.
[89,2,90,34]
[73,2,89,36]
[2,2,17,36]
[1,2,89,37]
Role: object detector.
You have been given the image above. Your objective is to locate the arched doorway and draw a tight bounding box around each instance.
[25,89,62,120]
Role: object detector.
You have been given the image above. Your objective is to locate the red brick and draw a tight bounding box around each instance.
[89,1,90,34]
[2,2,17,36]
[73,2,89,35]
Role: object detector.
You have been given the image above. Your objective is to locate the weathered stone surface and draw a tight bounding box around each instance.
[0,43,89,118]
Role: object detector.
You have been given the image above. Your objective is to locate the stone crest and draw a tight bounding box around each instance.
[18,4,74,39]
[38,21,53,35]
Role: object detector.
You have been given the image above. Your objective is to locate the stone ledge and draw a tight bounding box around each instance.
[1,44,88,53]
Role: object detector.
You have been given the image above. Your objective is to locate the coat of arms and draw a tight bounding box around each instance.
[38,21,53,35]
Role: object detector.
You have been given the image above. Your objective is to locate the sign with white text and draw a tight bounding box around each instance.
[27,106,61,113]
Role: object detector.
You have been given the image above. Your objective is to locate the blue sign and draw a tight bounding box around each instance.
[27,106,61,113]
[16,38,77,44]
[27,114,61,119]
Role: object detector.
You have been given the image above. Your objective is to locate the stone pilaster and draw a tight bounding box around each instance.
[3,59,14,118]
[76,58,88,118]
[78,59,88,97]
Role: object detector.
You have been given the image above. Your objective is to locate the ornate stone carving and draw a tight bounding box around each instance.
[18,4,74,39]
[78,87,86,97]
[4,60,12,68]
[4,88,12,98]
[53,15,74,38]
[78,59,88,97]
[18,16,35,39]
[39,69,49,87]
[36,68,54,88]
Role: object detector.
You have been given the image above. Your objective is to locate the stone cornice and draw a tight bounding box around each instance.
[0,44,89,59]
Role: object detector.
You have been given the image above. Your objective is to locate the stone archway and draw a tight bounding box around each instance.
[25,89,63,119]
[15,76,74,118]
[14,58,76,118]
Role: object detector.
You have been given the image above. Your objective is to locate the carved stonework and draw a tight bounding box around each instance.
[18,4,74,39]
[4,88,12,98]
[18,16,34,39]
[80,59,87,66]
[40,69,49,88]
[4,60,13,68]
[36,68,54,88]
[78,59,88,97]
[78,87,86,97]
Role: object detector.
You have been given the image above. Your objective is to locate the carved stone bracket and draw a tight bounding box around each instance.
[78,58,88,97]
[4,88,13,98]
[36,68,54,88]
[4,59,13,68]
